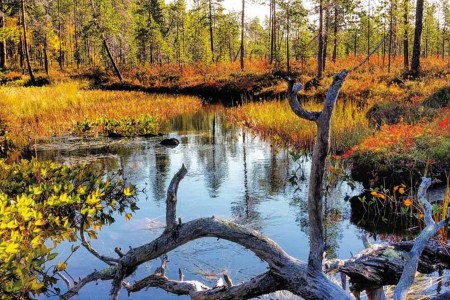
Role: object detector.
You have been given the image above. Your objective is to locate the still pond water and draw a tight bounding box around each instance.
[35,106,371,299]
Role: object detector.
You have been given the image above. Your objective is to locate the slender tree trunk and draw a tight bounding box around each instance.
[403,0,409,70]
[388,0,394,73]
[367,0,371,56]
[411,0,424,77]
[442,28,446,60]
[269,0,273,63]
[382,27,386,66]
[286,7,290,73]
[102,39,122,81]
[74,0,80,68]
[318,0,324,78]
[353,30,357,57]
[332,2,338,63]
[323,5,330,72]
[44,36,49,75]
[208,0,215,63]
[58,0,63,70]
[90,0,122,81]
[20,0,35,83]
[18,38,24,71]
[273,0,276,64]
[0,0,6,69]
[240,0,245,71]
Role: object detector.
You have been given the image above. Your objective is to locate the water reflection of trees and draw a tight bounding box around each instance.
[153,146,170,202]
[231,131,262,229]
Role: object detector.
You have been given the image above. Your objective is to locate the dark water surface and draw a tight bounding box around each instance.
[35,106,367,299]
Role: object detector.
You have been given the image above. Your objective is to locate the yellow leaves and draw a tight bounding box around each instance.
[87,230,98,240]
[63,217,70,228]
[6,220,18,229]
[55,262,67,272]
[5,243,19,254]
[59,193,72,204]
[88,208,97,216]
[86,190,102,206]
[30,278,44,291]
[31,186,42,195]
[77,185,87,195]
[123,187,134,197]
[31,236,41,248]
[398,187,406,195]
[34,219,46,226]
[125,213,133,222]
[0,158,138,296]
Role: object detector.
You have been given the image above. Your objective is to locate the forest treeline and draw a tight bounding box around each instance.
[0,0,449,79]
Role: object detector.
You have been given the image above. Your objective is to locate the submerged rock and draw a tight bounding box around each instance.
[160,138,180,148]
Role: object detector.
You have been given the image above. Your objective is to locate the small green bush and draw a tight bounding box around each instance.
[422,86,450,108]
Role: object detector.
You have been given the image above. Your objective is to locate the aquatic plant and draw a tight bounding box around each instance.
[74,114,160,137]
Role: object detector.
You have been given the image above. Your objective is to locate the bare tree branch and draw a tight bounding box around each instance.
[394,178,450,300]
[61,267,117,300]
[286,78,321,122]
[350,37,386,72]
[165,164,187,232]
[126,274,210,295]
[79,213,120,265]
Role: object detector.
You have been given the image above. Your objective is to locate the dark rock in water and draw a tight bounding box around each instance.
[107,132,124,138]
[160,138,180,148]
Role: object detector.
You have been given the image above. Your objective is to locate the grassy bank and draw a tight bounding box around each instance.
[224,56,450,187]
[0,82,202,158]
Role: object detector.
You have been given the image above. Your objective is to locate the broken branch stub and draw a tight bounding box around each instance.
[165,164,187,232]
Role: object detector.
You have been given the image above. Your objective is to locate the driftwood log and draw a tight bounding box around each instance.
[59,71,450,300]
[337,240,450,292]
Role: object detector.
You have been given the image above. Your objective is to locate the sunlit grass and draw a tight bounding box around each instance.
[0,81,202,152]
[227,98,372,152]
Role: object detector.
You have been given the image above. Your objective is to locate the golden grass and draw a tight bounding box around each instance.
[226,98,372,152]
[0,81,202,148]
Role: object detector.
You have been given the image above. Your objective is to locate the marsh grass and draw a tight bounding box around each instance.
[227,99,372,152]
[0,81,202,154]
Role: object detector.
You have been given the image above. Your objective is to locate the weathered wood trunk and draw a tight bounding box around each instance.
[340,240,450,292]
[287,70,348,272]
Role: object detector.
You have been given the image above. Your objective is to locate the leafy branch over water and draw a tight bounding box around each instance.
[0,159,138,298]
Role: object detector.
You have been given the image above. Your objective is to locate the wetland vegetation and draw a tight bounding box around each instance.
[0,0,450,298]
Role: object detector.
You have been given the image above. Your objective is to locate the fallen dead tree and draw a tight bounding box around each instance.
[329,240,450,294]
[59,70,450,300]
